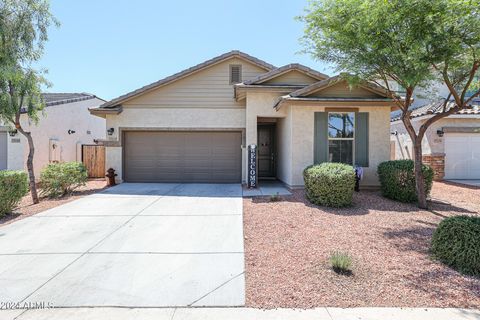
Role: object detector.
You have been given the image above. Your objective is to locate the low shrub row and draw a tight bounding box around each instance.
[40,162,88,198]
[0,162,88,216]
[0,171,29,216]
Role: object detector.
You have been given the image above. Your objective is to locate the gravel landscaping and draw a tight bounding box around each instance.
[244,181,480,309]
[0,179,107,226]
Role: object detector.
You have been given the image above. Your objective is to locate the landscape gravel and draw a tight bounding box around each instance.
[243,182,480,308]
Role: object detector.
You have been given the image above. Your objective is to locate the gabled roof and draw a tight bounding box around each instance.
[100,50,276,108]
[243,63,328,85]
[391,99,480,122]
[289,74,392,98]
[273,75,398,110]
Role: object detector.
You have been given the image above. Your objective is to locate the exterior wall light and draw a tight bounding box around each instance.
[436,129,444,137]
[107,128,115,136]
[8,129,17,137]
[68,129,76,135]
[390,130,398,136]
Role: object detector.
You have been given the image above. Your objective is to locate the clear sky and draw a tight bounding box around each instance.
[38,0,334,101]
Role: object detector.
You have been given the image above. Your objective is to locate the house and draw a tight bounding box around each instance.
[391,99,480,180]
[90,51,398,188]
[0,93,106,176]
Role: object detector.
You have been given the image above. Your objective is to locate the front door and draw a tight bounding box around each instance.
[257,125,275,178]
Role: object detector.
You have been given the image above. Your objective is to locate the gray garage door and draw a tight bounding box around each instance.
[0,132,7,170]
[124,131,242,183]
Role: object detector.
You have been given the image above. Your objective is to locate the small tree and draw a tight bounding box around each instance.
[0,0,58,204]
[300,0,480,208]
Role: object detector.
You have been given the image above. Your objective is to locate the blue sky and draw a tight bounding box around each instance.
[38,0,333,101]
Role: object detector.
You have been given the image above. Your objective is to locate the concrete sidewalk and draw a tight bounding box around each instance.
[4,307,480,320]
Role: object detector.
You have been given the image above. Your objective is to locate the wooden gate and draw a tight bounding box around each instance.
[82,145,105,178]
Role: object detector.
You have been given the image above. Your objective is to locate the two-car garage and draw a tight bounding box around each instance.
[123,131,242,183]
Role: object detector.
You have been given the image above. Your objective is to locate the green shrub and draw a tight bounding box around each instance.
[0,170,29,216]
[432,216,480,276]
[40,162,88,198]
[377,160,434,203]
[303,163,355,207]
[329,251,353,274]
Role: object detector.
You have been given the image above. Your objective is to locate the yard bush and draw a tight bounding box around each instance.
[40,162,88,198]
[0,170,29,216]
[303,163,355,207]
[431,216,480,277]
[329,251,353,274]
[377,160,434,203]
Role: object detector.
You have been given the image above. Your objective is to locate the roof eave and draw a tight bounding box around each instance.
[89,106,123,118]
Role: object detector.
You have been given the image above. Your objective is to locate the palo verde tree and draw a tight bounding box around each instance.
[0,0,58,204]
[300,0,480,209]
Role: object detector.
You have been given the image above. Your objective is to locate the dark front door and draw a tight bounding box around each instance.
[257,125,275,178]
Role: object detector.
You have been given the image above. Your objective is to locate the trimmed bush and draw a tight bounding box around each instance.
[303,163,355,207]
[432,216,480,276]
[377,160,434,203]
[0,170,29,216]
[40,162,88,198]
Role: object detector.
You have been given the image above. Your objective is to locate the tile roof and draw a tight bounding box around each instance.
[42,93,98,106]
[390,98,480,121]
[100,50,276,109]
[243,63,328,85]
[20,93,100,113]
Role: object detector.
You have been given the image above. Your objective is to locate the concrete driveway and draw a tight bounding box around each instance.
[0,183,244,307]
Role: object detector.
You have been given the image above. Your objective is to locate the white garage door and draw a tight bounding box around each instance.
[444,133,480,179]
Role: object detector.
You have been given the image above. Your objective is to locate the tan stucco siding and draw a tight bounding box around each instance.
[263,70,320,85]
[310,81,383,98]
[391,117,480,158]
[276,108,292,184]
[289,106,391,187]
[122,58,267,108]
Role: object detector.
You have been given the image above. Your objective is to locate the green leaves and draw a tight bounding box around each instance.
[0,0,56,126]
[377,160,434,203]
[0,170,29,216]
[300,0,480,97]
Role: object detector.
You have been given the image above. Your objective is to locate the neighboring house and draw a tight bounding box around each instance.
[0,93,106,176]
[391,99,480,180]
[90,50,397,188]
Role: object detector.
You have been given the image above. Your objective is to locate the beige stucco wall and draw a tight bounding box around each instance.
[1,98,105,176]
[104,57,270,183]
[288,106,391,187]
[391,116,480,159]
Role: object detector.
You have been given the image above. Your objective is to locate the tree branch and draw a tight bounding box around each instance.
[460,61,479,102]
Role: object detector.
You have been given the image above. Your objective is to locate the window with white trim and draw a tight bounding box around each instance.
[328,112,355,165]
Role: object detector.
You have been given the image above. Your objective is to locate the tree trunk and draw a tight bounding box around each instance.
[17,128,39,204]
[413,141,428,209]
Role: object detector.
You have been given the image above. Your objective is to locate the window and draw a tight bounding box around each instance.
[328,112,355,165]
[230,64,242,84]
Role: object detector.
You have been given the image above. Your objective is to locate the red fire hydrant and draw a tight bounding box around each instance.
[106,168,117,186]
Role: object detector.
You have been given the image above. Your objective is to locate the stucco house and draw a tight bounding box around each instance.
[90,50,398,188]
[0,93,106,176]
[391,99,480,180]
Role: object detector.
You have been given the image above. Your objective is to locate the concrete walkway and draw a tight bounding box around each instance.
[4,307,480,320]
[0,183,245,307]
